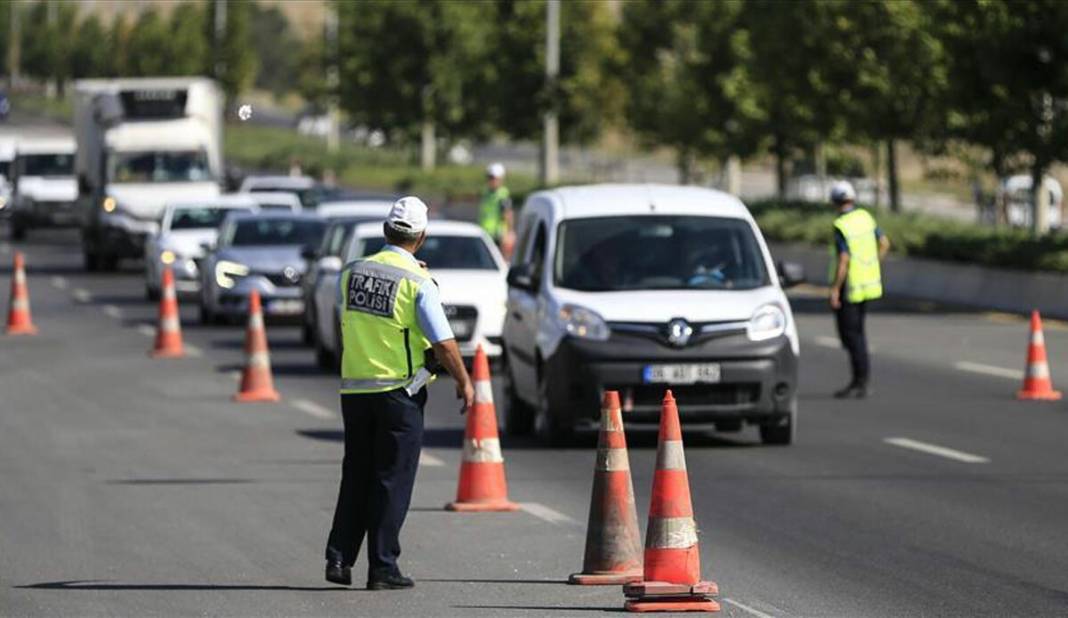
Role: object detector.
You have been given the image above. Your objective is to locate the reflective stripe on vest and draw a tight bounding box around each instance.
[478,186,509,239]
[339,251,433,394]
[829,209,883,303]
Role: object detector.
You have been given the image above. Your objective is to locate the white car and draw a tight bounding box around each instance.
[144,195,258,299]
[311,220,507,369]
[502,184,804,445]
[0,138,16,219]
[315,199,394,219]
[247,191,302,212]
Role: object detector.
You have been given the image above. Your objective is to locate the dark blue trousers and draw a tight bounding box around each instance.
[326,388,425,578]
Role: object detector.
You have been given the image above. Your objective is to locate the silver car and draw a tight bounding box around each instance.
[199,211,325,324]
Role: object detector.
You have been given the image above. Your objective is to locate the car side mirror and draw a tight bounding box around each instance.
[507,263,537,291]
[301,245,319,261]
[200,241,215,253]
[319,256,343,273]
[777,260,806,289]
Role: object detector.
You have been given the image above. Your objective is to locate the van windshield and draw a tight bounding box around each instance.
[555,216,768,291]
[108,150,212,183]
[19,153,74,177]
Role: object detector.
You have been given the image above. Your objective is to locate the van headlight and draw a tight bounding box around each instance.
[102,196,118,213]
[215,260,250,289]
[558,304,610,341]
[747,303,786,341]
[160,250,176,265]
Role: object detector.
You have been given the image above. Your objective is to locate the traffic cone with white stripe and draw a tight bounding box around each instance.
[149,266,184,358]
[624,390,719,613]
[1018,310,1061,401]
[569,390,643,585]
[233,290,280,403]
[445,345,519,512]
[5,251,37,335]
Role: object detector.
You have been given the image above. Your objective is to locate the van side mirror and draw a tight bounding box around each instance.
[319,256,343,273]
[777,260,806,289]
[200,241,215,253]
[507,263,537,291]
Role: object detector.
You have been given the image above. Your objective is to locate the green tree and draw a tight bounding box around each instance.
[126,8,171,76]
[206,0,257,104]
[337,0,490,169]
[20,1,76,95]
[70,15,110,79]
[250,2,300,99]
[167,2,210,76]
[105,14,133,77]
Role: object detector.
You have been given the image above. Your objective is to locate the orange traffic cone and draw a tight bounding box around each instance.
[233,290,280,403]
[445,345,519,512]
[149,266,184,358]
[569,390,643,585]
[1018,310,1061,401]
[624,391,719,613]
[5,251,37,335]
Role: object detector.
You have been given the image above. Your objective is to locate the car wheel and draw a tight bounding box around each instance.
[759,397,796,446]
[100,255,119,272]
[10,222,26,240]
[84,251,99,272]
[199,299,214,325]
[315,332,335,371]
[146,283,160,302]
[534,368,573,446]
[503,358,534,436]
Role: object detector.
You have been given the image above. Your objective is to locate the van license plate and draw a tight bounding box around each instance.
[642,363,721,385]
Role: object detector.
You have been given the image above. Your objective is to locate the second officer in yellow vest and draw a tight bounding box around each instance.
[325,196,474,590]
[828,181,890,399]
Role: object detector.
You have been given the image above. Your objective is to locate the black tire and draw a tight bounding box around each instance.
[100,255,119,272]
[534,369,574,446]
[84,251,99,272]
[314,333,335,371]
[199,300,214,326]
[503,362,534,436]
[10,222,26,240]
[146,284,160,302]
[715,419,743,433]
[759,398,796,446]
[302,320,314,346]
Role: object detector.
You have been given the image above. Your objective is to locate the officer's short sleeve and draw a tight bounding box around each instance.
[834,229,849,255]
[415,279,455,343]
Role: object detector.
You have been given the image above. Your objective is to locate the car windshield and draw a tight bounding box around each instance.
[555,216,768,291]
[108,150,212,183]
[225,218,324,247]
[361,235,498,270]
[0,161,12,178]
[19,153,74,177]
[250,186,323,209]
[169,207,242,231]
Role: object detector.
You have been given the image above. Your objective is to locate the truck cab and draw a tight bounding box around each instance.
[8,136,78,239]
[74,78,222,271]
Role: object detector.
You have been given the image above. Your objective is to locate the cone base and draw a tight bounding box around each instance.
[233,390,281,403]
[1017,390,1062,401]
[569,569,643,585]
[624,599,720,613]
[445,500,520,512]
[6,324,38,335]
[150,348,184,359]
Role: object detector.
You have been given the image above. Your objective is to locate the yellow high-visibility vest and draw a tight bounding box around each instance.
[829,208,883,303]
[338,250,432,394]
[479,186,510,240]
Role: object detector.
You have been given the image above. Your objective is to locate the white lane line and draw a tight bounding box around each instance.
[137,324,156,337]
[519,502,578,526]
[184,343,203,358]
[884,437,989,464]
[813,336,839,349]
[72,288,92,303]
[419,452,445,467]
[102,304,122,319]
[50,276,67,289]
[290,398,336,420]
[723,597,778,618]
[954,361,1023,381]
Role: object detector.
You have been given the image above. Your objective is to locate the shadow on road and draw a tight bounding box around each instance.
[453,605,619,613]
[16,580,345,592]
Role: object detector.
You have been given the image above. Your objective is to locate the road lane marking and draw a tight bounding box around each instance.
[884,437,989,464]
[290,398,336,420]
[184,343,203,358]
[50,276,67,289]
[102,304,122,319]
[137,324,156,337]
[419,452,445,467]
[954,361,1023,381]
[72,288,92,303]
[813,336,839,349]
[723,598,777,618]
[519,502,578,525]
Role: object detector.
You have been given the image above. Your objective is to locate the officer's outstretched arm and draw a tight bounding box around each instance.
[432,339,475,414]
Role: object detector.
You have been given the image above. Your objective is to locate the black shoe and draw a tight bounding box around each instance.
[833,383,859,399]
[367,572,414,590]
[853,384,871,399]
[325,561,352,586]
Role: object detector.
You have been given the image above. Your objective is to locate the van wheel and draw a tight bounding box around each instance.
[503,363,533,436]
[534,373,573,446]
[759,398,796,446]
[84,251,99,272]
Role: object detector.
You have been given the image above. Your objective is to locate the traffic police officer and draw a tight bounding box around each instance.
[829,180,890,399]
[478,162,513,247]
[325,196,475,590]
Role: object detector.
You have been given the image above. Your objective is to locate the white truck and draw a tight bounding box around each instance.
[73,77,223,271]
[8,136,78,239]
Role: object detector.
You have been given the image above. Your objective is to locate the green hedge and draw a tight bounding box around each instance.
[749,200,1068,273]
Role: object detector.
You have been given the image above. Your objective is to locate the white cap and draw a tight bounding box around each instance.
[830,180,856,204]
[386,196,429,235]
[486,162,506,179]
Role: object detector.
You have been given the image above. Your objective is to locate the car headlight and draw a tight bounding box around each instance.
[557,304,610,341]
[102,196,117,213]
[747,303,787,341]
[0,196,7,210]
[160,250,176,265]
[215,260,250,289]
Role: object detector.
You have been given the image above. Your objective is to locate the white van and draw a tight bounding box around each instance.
[501,184,804,445]
[9,136,78,239]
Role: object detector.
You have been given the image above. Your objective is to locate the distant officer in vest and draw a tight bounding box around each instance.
[479,162,513,247]
[829,180,890,399]
[325,196,475,590]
